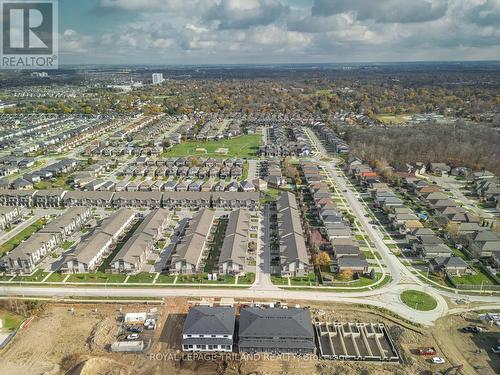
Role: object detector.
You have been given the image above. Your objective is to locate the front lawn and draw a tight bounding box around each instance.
[61,241,75,250]
[177,273,235,284]
[12,269,49,282]
[66,272,127,283]
[46,272,66,282]
[237,273,255,284]
[451,266,497,286]
[401,290,437,311]
[290,273,319,286]
[126,272,156,283]
[156,273,175,284]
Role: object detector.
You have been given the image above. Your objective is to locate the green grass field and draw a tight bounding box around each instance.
[401,290,437,311]
[375,113,412,125]
[0,311,24,330]
[164,134,261,158]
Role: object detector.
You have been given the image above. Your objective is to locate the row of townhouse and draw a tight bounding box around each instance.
[260,159,287,188]
[302,161,369,275]
[135,156,245,169]
[218,209,251,275]
[276,192,309,277]
[0,206,21,230]
[0,190,260,211]
[2,207,92,274]
[112,178,257,194]
[312,123,350,153]
[62,208,136,273]
[126,164,243,180]
[169,209,215,275]
[110,209,170,274]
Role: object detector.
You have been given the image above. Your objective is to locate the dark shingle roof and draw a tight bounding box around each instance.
[239,307,313,339]
[183,306,235,336]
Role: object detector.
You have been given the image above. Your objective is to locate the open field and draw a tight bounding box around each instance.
[375,113,412,124]
[0,310,24,331]
[164,134,261,158]
[0,299,498,375]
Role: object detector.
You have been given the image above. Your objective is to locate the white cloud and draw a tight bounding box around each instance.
[63,0,500,63]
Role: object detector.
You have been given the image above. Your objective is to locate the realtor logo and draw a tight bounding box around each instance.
[1,0,58,69]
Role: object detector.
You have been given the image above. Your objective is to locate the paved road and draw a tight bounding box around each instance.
[247,159,258,181]
[0,284,450,326]
[251,205,279,291]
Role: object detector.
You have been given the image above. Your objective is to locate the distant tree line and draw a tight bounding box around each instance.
[345,122,500,173]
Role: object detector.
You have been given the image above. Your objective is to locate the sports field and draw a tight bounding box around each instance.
[164,134,261,158]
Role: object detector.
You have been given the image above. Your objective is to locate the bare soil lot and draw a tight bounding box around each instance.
[0,298,497,375]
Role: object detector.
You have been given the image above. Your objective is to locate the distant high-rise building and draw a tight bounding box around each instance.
[31,72,48,78]
[152,73,164,85]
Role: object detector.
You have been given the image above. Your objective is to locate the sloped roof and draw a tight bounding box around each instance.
[183,306,235,335]
[239,308,314,339]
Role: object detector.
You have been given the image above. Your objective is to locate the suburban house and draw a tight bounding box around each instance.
[62,208,136,273]
[181,306,235,352]
[238,307,315,355]
[0,206,21,230]
[170,209,215,274]
[218,209,250,275]
[63,191,114,207]
[276,192,309,277]
[38,207,92,244]
[32,189,66,208]
[429,256,469,276]
[211,192,259,210]
[336,257,369,275]
[111,208,170,274]
[2,233,59,274]
[468,230,500,258]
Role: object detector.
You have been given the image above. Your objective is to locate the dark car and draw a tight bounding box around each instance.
[127,326,144,333]
[461,326,483,333]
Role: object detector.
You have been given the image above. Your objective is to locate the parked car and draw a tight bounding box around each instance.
[126,333,139,340]
[127,326,143,333]
[418,347,437,356]
[431,357,445,364]
[461,326,483,333]
[491,346,500,354]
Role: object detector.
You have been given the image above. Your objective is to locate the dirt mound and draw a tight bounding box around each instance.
[87,316,118,352]
[68,356,131,375]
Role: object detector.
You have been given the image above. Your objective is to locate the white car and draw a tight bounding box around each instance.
[126,333,139,340]
[431,357,445,364]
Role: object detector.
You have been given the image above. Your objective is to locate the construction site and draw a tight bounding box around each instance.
[314,322,399,362]
[0,297,498,375]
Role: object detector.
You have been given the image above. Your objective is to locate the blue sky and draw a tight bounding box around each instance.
[56,0,500,65]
